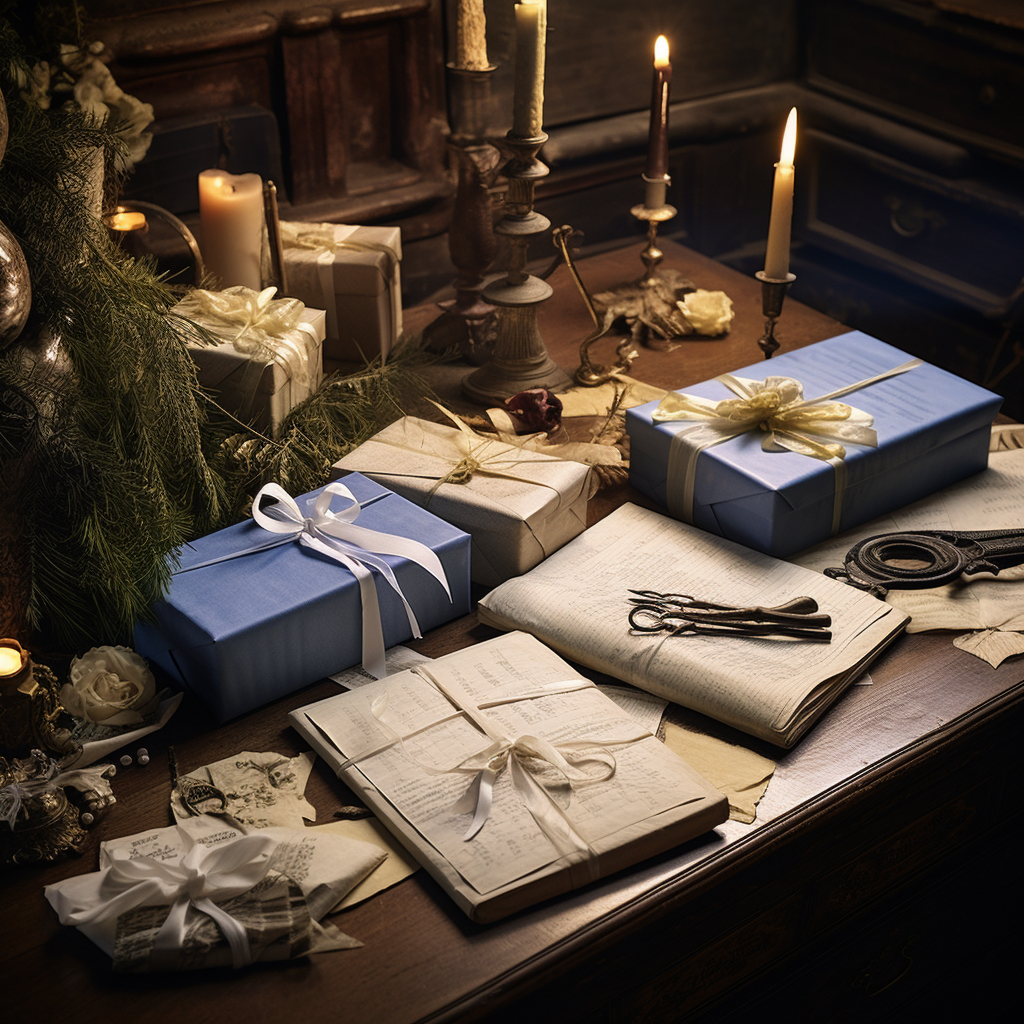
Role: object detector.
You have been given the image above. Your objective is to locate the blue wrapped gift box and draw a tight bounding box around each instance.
[135,473,472,721]
[626,333,1003,558]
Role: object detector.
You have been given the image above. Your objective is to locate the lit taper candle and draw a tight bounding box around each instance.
[512,0,546,138]
[764,107,798,280]
[645,35,672,181]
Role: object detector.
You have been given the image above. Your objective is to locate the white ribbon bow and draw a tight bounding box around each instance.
[51,829,277,968]
[178,481,452,679]
[348,674,649,871]
[653,359,921,531]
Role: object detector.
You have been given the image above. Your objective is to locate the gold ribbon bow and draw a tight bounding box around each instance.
[653,359,921,532]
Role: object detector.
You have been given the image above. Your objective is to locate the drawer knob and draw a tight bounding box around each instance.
[884,195,946,239]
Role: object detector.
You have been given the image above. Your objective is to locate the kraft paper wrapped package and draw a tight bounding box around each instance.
[331,416,593,586]
[280,221,402,364]
[626,332,1003,558]
[175,287,325,437]
[134,474,472,722]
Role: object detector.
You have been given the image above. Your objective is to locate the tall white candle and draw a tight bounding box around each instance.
[455,0,489,70]
[764,107,797,280]
[198,169,264,290]
[512,0,546,138]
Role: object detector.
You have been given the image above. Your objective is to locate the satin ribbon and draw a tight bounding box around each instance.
[176,285,318,390]
[51,828,277,968]
[174,481,452,680]
[1,763,113,828]
[653,359,921,533]
[281,222,399,350]
[342,671,650,876]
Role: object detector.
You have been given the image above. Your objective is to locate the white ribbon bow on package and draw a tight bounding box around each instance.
[46,829,277,968]
[177,481,453,679]
[653,360,921,533]
[343,673,650,875]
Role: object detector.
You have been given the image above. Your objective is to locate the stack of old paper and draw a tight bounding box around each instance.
[289,631,728,922]
[477,504,908,748]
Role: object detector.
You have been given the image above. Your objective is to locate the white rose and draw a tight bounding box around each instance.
[676,289,735,336]
[60,646,158,725]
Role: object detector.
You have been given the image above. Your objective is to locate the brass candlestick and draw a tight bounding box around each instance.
[422,65,502,361]
[755,270,796,358]
[461,131,573,403]
[590,174,700,350]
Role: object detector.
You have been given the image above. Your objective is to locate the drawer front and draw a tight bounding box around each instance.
[800,131,1024,315]
[806,0,1024,160]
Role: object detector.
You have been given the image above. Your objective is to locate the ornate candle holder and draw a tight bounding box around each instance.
[755,270,796,359]
[590,175,698,350]
[422,65,503,361]
[461,131,573,403]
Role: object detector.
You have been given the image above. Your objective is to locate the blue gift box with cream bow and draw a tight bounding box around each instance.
[626,333,1002,558]
[135,474,471,722]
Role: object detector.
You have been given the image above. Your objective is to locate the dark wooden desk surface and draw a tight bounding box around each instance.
[7,243,1021,1023]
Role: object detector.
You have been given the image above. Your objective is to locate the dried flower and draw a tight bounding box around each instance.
[504,388,563,434]
[60,646,159,725]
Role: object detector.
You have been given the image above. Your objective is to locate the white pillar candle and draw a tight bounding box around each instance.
[764,107,797,280]
[455,0,489,70]
[198,169,264,290]
[512,0,546,138]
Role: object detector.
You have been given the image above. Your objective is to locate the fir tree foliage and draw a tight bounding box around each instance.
[0,3,433,653]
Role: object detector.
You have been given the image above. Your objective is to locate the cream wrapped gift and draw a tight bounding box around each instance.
[332,415,594,586]
[280,220,402,364]
[44,814,385,971]
[175,286,326,437]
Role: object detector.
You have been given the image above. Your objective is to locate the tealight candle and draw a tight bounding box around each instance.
[198,169,264,290]
[0,645,23,676]
[764,107,798,280]
[512,0,546,138]
[104,208,148,233]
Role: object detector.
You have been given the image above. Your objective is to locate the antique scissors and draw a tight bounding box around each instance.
[627,590,833,642]
[824,527,1024,597]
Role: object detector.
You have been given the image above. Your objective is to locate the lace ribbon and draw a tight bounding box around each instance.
[341,670,651,876]
[49,827,277,968]
[0,762,114,828]
[652,359,921,532]
[174,481,453,679]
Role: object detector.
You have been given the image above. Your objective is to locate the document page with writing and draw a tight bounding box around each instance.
[290,631,727,921]
[477,505,907,747]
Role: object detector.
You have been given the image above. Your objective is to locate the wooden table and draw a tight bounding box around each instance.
[7,242,1021,1023]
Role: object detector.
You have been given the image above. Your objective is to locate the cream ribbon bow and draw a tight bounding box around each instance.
[48,828,277,968]
[176,285,316,388]
[344,672,650,875]
[176,481,453,679]
[652,360,921,531]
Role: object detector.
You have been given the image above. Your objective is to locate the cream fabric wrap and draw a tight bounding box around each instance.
[47,827,277,968]
[281,222,399,354]
[653,359,921,534]
[340,671,651,879]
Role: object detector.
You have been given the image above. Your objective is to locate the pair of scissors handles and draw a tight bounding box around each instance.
[824,527,1024,597]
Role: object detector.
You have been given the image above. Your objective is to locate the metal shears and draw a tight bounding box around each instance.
[824,527,1024,597]
[627,590,833,642]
